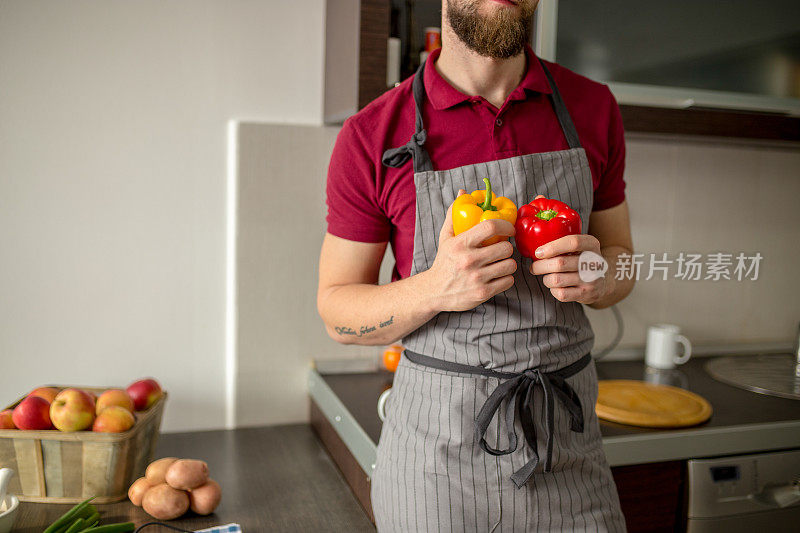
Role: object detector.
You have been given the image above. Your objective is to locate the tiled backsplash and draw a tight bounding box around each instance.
[236,123,800,425]
[591,136,800,352]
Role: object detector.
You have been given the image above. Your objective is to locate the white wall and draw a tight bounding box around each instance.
[586,135,800,353]
[234,123,800,427]
[0,0,326,431]
[4,0,800,432]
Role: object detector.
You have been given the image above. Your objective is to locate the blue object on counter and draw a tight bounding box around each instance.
[195,524,241,533]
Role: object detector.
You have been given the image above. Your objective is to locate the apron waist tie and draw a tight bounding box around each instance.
[403,350,591,489]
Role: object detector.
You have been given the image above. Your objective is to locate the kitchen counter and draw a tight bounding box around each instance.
[12,425,375,533]
[309,356,800,476]
[596,358,800,464]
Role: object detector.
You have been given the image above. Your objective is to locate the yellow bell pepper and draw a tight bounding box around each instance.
[452,177,518,245]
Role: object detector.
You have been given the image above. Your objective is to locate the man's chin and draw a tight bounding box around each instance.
[447,0,534,59]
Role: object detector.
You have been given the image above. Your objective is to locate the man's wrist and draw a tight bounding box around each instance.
[410,269,442,317]
[601,270,617,301]
[590,246,629,308]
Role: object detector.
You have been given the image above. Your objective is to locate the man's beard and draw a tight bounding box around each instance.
[446,0,536,59]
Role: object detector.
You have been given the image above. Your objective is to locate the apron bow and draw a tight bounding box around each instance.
[474,366,585,488]
[381,130,429,169]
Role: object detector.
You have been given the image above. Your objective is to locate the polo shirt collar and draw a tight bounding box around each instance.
[424,44,553,111]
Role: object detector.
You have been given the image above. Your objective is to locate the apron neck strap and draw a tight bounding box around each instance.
[411,60,428,140]
[381,60,434,173]
[537,57,583,150]
[381,54,583,171]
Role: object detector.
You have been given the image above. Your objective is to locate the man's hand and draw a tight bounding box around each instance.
[524,194,612,305]
[423,189,517,312]
[530,232,614,305]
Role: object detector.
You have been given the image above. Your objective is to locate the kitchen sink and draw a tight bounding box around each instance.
[705,354,800,400]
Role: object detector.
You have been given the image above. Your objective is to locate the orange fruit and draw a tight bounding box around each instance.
[382,345,403,372]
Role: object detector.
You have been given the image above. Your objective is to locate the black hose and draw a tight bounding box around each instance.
[133,523,194,533]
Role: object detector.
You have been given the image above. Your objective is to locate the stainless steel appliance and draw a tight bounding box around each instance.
[705,322,800,400]
[687,449,800,532]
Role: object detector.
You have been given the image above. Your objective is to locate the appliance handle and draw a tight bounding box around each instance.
[749,480,800,508]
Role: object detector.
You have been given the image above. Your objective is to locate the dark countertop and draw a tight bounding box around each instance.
[595,358,800,437]
[14,425,375,533]
[317,356,800,466]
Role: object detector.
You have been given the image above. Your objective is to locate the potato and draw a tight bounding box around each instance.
[146,457,178,484]
[165,459,209,490]
[189,479,222,515]
[128,476,152,506]
[142,483,190,520]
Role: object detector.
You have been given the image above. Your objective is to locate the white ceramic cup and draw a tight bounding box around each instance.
[645,324,692,369]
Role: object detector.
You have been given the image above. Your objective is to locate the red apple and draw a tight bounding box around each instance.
[126,379,162,411]
[28,387,60,404]
[96,389,134,415]
[0,409,16,429]
[12,396,52,430]
[93,406,135,433]
[50,388,95,432]
[83,389,97,409]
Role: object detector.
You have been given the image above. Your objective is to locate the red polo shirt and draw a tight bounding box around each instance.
[326,45,626,281]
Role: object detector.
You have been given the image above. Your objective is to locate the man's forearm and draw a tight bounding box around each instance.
[318,271,441,346]
[590,245,635,309]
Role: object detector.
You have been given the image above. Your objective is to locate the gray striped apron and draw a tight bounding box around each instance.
[371,58,626,532]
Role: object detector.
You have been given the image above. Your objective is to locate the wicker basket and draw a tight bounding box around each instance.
[0,386,167,503]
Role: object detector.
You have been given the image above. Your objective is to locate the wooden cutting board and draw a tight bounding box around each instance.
[596,380,712,428]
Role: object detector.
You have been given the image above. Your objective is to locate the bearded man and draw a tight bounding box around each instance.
[318,0,633,530]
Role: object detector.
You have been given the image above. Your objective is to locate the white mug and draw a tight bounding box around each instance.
[645,324,692,370]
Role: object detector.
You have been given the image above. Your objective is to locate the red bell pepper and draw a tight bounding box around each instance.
[514,197,582,259]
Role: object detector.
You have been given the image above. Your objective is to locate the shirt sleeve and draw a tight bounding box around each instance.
[592,87,627,211]
[325,117,391,243]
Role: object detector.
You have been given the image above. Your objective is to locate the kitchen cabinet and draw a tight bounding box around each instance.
[325,0,800,141]
[542,0,800,141]
[310,387,688,531]
[308,356,800,532]
[612,461,686,532]
[550,0,800,113]
[323,0,389,123]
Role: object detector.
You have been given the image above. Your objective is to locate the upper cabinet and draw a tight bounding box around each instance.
[326,0,800,141]
[323,0,389,124]
[539,0,800,114]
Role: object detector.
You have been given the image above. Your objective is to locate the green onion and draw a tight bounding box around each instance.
[83,511,101,526]
[64,518,86,533]
[79,519,100,531]
[79,523,135,533]
[43,497,96,533]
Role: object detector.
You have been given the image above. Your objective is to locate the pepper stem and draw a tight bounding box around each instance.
[536,209,558,221]
[480,178,497,211]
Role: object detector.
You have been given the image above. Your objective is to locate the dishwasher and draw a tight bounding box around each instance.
[687,449,800,532]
